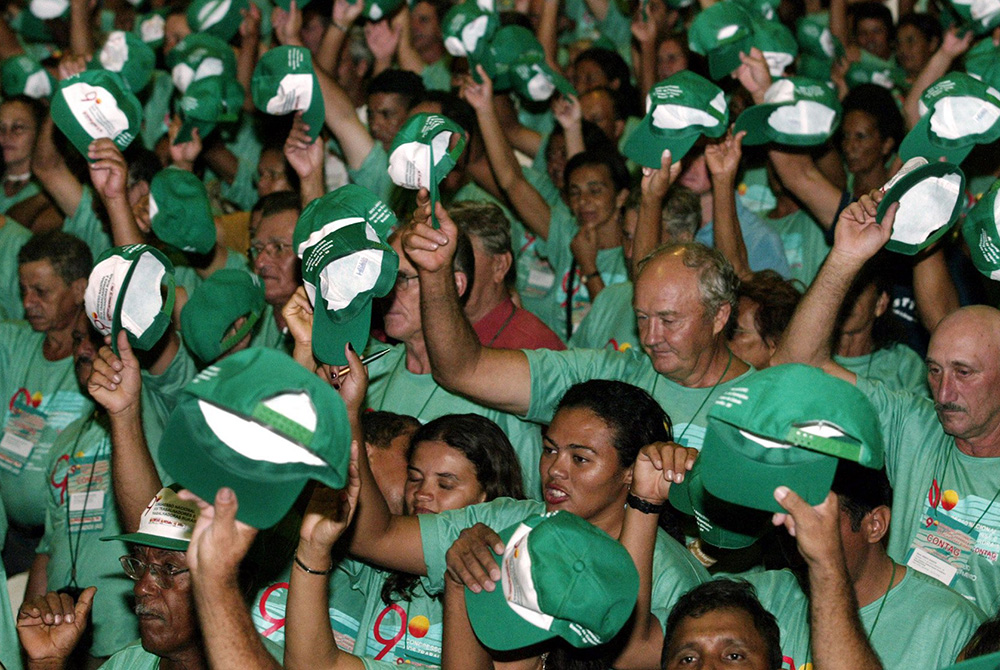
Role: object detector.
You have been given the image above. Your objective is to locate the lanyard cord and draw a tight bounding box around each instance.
[487,301,518,347]
[65,412,102,589]
[565,259,578,341]
[935,450,1000,531]
[674,349,733,444]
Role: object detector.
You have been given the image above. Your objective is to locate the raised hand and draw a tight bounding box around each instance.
[459,66,495,113]
[704,129,746,180]
[734,47,772,104]
[283,112,323,180]
[640,149,681,202]
[87,139,129,203]
[167,115,203,171]
[772,488,844,568]
[180,487,259,588]
[552,93,582,129]
[631,441,700,504]
[402,189,459,274]
[832,189,895,264]
[89,331,142,416]
[17,587,97,666]
[365,20,400,63]
[298,442,361,554]
[332,0,364,29]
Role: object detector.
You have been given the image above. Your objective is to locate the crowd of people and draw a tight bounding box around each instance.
[0,0,999,666]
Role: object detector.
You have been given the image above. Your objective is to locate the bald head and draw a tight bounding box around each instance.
[926,306,1000,447]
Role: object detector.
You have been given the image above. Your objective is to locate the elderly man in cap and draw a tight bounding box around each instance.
[15,487,205,670]
[772,189,1000,610]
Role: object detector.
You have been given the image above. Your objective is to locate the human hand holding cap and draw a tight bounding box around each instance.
[402,191,458,275]
[772,487,846,569]
[88,330,142,417]
[831,189,896,267]
[446,523,505,593]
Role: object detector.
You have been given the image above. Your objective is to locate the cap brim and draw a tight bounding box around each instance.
[312,300,374,366]
[669,462,770,549]
[100,531,190,551]
[464,523,560,652]
[174,118,215,144]
[734,104,776,146]
[159,397,308,529]
[708,38,751,80]
[879,160,966,255]
[623,117,700,168]
[699,421,839,513]
[899,114,975,165]
[301,74,324,140]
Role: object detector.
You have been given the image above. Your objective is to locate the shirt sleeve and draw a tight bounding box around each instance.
[348,144,394,203]
[524,347,639,423]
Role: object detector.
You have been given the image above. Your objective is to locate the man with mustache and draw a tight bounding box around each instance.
[0,232,92,575]
[16,487,205,670]
[772,189,1000,611]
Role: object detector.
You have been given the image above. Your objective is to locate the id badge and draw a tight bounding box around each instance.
[0,397,47,474]
[905,506,979,587]
[66,455,109,532]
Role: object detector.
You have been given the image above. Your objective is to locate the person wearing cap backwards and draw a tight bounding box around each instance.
[772,189,1000,611]
[745,460,984,670]
[0,232,92,574]
[16,487,208,670]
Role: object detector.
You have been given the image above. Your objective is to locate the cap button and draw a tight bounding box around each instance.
[573,559,585,573]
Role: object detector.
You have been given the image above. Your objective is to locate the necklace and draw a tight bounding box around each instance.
[673,348,733,443]
[866,560,896,640]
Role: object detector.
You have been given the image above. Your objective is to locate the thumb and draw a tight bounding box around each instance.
[75,587,97,623]
[116,330,136,366]
[213,487,239,526]
[773,485,809,518]
[659,149,673,173]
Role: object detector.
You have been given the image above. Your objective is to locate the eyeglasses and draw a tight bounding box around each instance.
[249,240,294,259]
[120,556,190,589]
[395,273,419,291]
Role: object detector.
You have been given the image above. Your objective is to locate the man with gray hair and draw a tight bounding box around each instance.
[402,189,752,452]
[449,201,565,351]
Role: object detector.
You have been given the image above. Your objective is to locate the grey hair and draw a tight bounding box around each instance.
[661,185,701,242]
[637,242,739,335]
[448,200,515,288]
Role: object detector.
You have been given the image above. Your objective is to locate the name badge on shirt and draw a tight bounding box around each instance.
[65,453,110,532]
[0,397,47,474]
[905,506,979,587]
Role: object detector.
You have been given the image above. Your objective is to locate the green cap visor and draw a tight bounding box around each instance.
[181,269,266,363]
[251,46,325,140]
[669,460,771,549]
[962,177,1000,280]
[878,158,966,255]
[735,77,841,146]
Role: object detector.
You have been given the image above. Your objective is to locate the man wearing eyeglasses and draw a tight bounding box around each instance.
[247,191,302,354]
[15,487,204,670]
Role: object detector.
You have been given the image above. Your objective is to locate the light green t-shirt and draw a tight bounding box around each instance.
[38,413,139,657]
[365,344,542,498]
[860,378,1000,611]
[524,346,755,450]
[745,568,984,670]
[0,496,24,670]
[248,304,294,354]
[0,216,31,321]
[765,209,830,287]
[835,343,928,397]
[421,59,452,92]
[140,342,200,425]
[252,559,368,659]
[569,281,638,353]
[98,642,160,669]
[209,118,262,212]
[63,187,112,260]
[419,498,709,630]
[521,201,629,341]
[0,180,41,214]
[737,165,778,215]
[348,143,394,205]
[140,70,174,152]
[0,322,89,528]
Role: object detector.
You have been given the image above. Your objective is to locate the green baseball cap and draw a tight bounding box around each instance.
[795,15,845,81]
[388,113,467,226]
[699,364,884,513]
[735,76,841,146]
[845,49,907,90]
[949,0,1000,34]
[624,71,729,168]
[175,74,244,143]
[669,459,771,549]
[293,184,399,365]
[877,157,966,255]
[28,0,68,20]
[167,33,238,94]
[101,486,200,551]
[464,511,639,651]
[0,55,56,99]
[688,3,755,80]
[10,9,54,43]
[734,0,780,21]
[187,0,250,42]
[181,269,266,363]
[149,167,217,255]
[939,651,1000,670]
[159,347,353,529]
[252,46,325,140]
[50,70,143,159]
[363,0,404,20]
[478,26,544,90]
[510,58,576,102]
[84,244,176,355]
[92,30,156,93]
[442,1,497,62]
[134,11,167,49]
[899,72,1000,164]
[965,37,1000,89]
[962,177,1000,280]
[750,16,798,77]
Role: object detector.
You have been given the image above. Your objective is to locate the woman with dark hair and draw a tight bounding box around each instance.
[839,84,905,199]
[280,413,524,670]
[0,96,62,231]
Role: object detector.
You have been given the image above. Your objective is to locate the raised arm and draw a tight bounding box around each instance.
[903,29,972,130]
[912,245,960,332]
[283,113,326,206]
[88,332,163,532]
[31,117,84,218]
[705,130,751,279]
[771,191,897,381]
[236,5,261,111]
[632,150,680,276]
[88,139,145,246]
[773,488,883,670]
[461,68,553,240]
[768,150,844,230]
[316,0,365,75]
[404,192,533,415]
[631,12,658,98]
[312,49,376,170]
